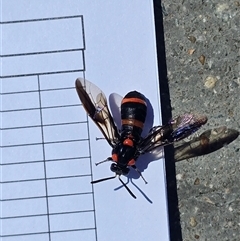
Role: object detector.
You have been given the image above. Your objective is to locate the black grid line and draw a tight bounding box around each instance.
[1,228,96,239]
[1,104,82,113]
[1,15,98,241]
[82,71,98,241]
[37,74,52,241]
[1,48,84,58]
[1,86,76,95]
[1,66,85,79]
[1,15,86,79]
[1,174,92,184]
[1,156,91,166]
[1,139,90,148]
[1,210,95,221]
[2,192,94,202]
[2,120,88,131]
[1,15,85,24]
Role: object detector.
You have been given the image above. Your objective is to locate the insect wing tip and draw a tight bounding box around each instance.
[170,113,208,141]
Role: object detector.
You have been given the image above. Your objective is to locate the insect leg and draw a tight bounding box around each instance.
[131,165,148,184]
[91,174,116,184]
[95,157,112,166]
[118,176,137,199]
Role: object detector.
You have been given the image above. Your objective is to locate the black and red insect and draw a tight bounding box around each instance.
[75,78,207,198]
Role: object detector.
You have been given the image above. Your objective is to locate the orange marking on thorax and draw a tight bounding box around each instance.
[123,138,134,147]
[121,97,146,105]
[112,154,118,162]
[128,159,135,166]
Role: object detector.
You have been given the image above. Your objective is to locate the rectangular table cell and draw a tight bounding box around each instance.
[2,198,48,218]
[47,176,92,196]
[51,230,96,241]
[2,51,83,77]
[40,88,79,108]
[2,17,84,55]
[2,180,47,200]
[2,127,42,146]
[48,193,94,214]
[1,233,49,241]
[2,92,40,111]
[46,158,91,178]
[41,106,87,125]
[1,76,38,93]
[2,109,41,129]
[2,144,43,164]
[39,72,84,90]
[2,216,49,236]
[49,211,95,232]
[2,162,45,182]
[44,140,89,160]
[43,123,88,142]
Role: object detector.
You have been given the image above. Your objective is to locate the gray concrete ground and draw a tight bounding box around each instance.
[158,1,239,240]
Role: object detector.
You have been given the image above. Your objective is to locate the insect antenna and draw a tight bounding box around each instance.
[95,157,112,166]
[118,176,136,199]
[132,165,148,184]
[91,174,116,184]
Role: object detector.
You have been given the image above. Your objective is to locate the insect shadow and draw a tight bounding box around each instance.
[114,177,153,203]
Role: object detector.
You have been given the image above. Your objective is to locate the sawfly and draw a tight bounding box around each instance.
[75,78,207,198]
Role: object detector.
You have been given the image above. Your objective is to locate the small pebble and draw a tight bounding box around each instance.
[188,35,196,43]
[203,196,215,205]
[235,1,240,7]
[190,217,198,227]
[187,48,196,55]
[216,3,229,13]
[204,76,217,88]
[176,173,184,180]
[194,177,200,185]
[198,55,206,65]
[194,234,200,239]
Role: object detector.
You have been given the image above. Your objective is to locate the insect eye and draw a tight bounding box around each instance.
[110,163,129,176]
[123,138,134,147]
[110,163,119,173]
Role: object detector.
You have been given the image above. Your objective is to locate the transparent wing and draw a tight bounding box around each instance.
[75,78,120,147]
[109,92,122,130]
[138,113,208,153]
[174,126,239,161]
[138,125,166,153]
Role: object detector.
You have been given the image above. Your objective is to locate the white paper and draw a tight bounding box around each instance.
[1,1,170,241]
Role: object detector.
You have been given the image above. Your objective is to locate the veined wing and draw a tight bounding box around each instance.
[138,113,207,153]
[75,78,120,147]
[174,126,239,161]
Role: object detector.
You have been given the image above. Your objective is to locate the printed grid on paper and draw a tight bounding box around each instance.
[1,16,97,241]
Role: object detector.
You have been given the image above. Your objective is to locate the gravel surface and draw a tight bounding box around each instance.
[155,1,239,240]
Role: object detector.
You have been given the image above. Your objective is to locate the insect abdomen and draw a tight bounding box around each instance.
[120,91,147,141]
